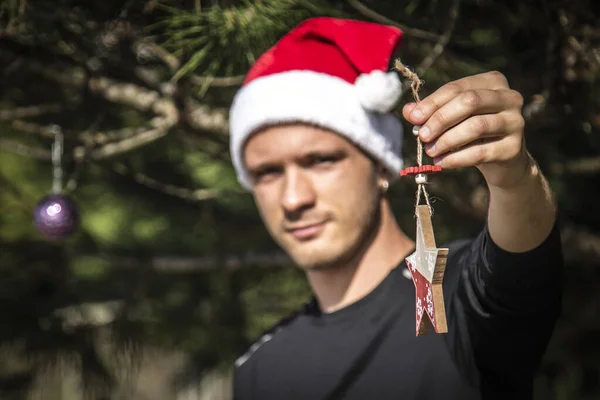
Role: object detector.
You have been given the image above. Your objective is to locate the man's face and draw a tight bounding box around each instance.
[244,124,384,271]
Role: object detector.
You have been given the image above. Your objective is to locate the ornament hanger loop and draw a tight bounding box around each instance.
[50,125,64,194]
[394,61,442,217]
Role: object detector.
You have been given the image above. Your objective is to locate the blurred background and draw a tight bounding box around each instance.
[0,0,598,399]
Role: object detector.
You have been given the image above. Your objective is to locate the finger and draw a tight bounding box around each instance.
[432,134,522,169]
[424,110,524,158]
[403,102,418,116]
[453,70,510,90]
[416,89,510,142]
[403,71,511,125]
[417,89,523,142]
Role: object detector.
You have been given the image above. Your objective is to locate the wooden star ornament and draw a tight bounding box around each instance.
[405,205,449,336]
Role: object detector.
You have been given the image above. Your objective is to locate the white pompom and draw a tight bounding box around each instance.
[354,70,402,113]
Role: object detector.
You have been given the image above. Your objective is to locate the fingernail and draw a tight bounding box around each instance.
[411,108,424,121]
[425,142,435,155]
[405,102,417,110]
[419,126,431,140]
[434,157,443,166]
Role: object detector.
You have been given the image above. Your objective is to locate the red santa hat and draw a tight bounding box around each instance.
[229,17,405,189]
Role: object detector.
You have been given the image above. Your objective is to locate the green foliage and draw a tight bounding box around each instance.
[154,0,343,91]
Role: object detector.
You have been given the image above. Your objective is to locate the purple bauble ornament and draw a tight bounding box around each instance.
[33,194,79,239]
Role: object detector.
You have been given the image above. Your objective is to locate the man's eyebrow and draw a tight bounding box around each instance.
[298,148,347,160]
[246,160,281,173]
[246,146,346,171]
[303,148,346,156]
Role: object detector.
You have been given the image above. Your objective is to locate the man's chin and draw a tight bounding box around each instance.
[287,246,347,271]
[279,231,352,270]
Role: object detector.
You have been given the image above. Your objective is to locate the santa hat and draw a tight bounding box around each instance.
[229,17,405,190]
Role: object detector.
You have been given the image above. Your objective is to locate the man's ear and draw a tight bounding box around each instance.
[374,162,393,181]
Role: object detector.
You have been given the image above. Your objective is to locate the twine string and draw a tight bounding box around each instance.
[393,59,432,215]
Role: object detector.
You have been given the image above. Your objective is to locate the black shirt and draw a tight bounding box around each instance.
[233,223,564,400]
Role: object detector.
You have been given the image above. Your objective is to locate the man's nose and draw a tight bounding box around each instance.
[280,168,316,216]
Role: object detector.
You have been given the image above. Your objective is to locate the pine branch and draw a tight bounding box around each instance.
[53,301,124,329]
[0,104,63,120]
[82,125,164,146]
[550,156,600,175]
[138,40,181,71]
[185,100,230,135]
[152,250,293,272]
[347,0,443,41]
[3,78,179,162]
[88,76,169,114]
[110,162,223,202]
[415,0,461,76]
[153,0,339,85]
[561,221,600,261]
[74,126,172,161]
[88,76,230,134]
[0,138,51,160]
[9,120,59,138]
[190,74,245,87]
[138,39,245,87]
[73,251,293,273]
[1,35,86,69]
[2,120,227,202]
[523,93,549,120]
[4,74,230,165]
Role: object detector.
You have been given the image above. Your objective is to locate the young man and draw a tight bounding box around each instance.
[228,17,563,399]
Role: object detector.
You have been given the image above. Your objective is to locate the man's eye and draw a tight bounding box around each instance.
[308,154,340,166]
[253,168,281,182]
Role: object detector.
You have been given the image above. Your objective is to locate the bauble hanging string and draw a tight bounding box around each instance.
[33,125,80,239]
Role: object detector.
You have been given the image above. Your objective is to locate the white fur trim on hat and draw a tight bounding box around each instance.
[229,70,404,190]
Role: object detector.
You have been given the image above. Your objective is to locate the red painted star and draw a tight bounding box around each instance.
[405,205,449,336]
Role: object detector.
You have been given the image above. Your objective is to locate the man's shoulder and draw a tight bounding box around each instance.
[234,301,311,369]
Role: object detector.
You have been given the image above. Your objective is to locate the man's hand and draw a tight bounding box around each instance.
[402,71,530,189]
[402,70,558,253]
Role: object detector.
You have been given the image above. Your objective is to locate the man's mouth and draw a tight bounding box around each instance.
[286,221,328,240]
